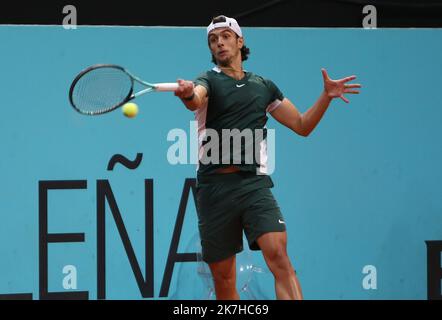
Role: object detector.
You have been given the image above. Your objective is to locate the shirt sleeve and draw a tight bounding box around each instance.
[193,72,211,97]
[264,79,285,113]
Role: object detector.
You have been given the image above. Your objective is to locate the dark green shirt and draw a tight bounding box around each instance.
[194,66,284,176]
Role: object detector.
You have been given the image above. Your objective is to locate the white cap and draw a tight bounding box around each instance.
[207,16,242,38]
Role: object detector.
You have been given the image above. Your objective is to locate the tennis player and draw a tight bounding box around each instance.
[174,15,360,300]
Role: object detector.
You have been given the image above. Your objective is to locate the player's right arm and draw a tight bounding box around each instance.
[174,79,208,111]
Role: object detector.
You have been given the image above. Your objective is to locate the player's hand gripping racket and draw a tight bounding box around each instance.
[69,64,179,115]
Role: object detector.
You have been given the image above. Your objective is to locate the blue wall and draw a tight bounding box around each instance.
[0,26,441,299]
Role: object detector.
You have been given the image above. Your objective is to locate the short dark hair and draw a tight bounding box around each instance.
[208,15,250,64]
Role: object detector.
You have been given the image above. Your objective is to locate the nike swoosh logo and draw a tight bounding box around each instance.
[236,84,245,88]
[278,219,285,224]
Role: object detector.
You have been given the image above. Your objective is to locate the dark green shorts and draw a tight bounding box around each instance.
[195,171,286,264]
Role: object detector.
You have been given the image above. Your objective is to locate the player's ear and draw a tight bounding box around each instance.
[238,36,244,49]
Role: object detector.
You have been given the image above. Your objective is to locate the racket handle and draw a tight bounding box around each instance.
[155,83,179,92]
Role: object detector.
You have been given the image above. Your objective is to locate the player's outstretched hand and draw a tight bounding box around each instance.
[321,68,361,103]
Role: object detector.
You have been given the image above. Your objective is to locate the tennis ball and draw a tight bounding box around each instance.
[122,102,138,118]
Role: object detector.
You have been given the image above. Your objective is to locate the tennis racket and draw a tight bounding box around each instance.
[68,64,179,115]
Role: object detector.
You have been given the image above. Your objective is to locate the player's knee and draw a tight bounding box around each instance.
[212,272,236,289]
[266,247,292,271]
[266,246,287,263]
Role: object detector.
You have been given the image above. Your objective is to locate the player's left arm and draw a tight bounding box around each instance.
[270,68,361,137]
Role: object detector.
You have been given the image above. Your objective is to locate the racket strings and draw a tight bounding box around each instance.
[71,67,133,114]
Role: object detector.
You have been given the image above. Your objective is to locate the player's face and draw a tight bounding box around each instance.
[208,28,243,66]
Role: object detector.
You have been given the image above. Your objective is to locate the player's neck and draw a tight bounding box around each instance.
[218,60,244,80]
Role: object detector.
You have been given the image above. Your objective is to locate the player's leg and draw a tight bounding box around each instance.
[256,231,303,300]
[195,173,246,300]
[208,255,240,300]
[241,185,302,300]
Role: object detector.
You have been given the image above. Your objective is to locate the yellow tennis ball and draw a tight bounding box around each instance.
[122,102,138,118]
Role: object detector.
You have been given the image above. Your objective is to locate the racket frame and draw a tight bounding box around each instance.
[69,64,177,115]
